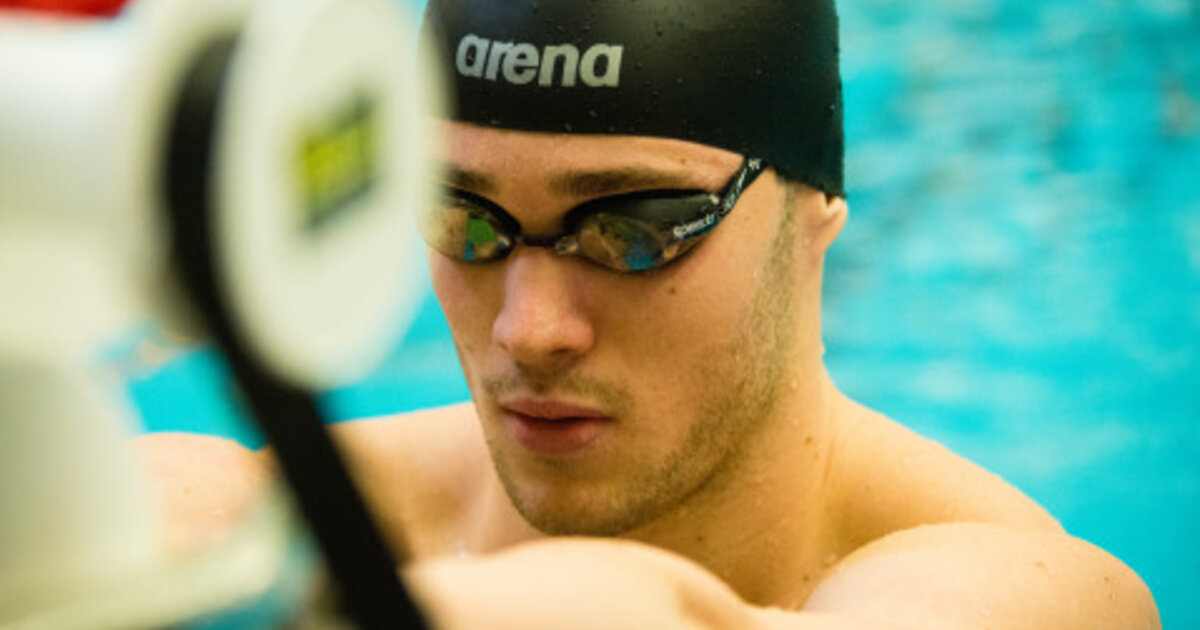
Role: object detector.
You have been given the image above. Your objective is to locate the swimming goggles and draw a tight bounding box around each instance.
[419,157,766,272]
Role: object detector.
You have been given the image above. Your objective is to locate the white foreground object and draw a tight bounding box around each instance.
[0,352,299,630]
[215,0,438,388]
[0,0,439,626]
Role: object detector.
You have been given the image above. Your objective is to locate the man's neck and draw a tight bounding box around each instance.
[616,371,843,608]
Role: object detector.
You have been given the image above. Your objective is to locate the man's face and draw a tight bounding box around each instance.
[429,123,830,536]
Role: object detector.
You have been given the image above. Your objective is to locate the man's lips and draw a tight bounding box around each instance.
[500,399,612,456]
[502,398,609,421]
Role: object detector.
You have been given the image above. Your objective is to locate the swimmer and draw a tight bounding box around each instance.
[140,0,1160,627]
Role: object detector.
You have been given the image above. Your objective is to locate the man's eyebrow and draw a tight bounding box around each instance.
[440,164,702,198]
[442,165,495,193]
[550,168,700,198]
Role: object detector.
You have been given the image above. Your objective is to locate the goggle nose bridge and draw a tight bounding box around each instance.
[510,232,582,257]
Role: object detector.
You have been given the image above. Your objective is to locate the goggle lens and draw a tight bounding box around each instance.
[419,199,512,263]
[576,213,695,272]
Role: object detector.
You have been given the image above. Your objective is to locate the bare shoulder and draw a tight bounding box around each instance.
[829,396,1062,546]
[330,401,484,488]
[330,402,487,558]
[815,397,1160,628]
[803,522,1160,629]
[134,431,270,480]
[131,404,484,557]
[132,432,271,550]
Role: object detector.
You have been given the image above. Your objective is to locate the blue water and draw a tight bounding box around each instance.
[828,3,1199,626]
[125,0,1199,626]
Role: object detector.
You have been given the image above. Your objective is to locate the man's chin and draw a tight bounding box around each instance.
[515,506,640,538]
[499,475,645,537]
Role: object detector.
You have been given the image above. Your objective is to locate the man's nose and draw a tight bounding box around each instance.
[492,249,596,367]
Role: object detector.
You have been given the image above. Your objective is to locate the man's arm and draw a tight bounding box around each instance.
[405,538,763,630]
[406,525,1159,630]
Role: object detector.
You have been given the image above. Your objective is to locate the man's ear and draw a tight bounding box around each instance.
[808,193,848,256]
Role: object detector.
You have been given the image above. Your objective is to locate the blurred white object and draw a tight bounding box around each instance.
[0,353,160,627]
[0,0,438,387]
[216,0,438,388]
[0,0,440,626]
[0,351,301,630]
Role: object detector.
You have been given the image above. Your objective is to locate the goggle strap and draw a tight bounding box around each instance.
[720,158,765,216]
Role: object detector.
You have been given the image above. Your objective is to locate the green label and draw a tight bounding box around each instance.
[296,93,380,232]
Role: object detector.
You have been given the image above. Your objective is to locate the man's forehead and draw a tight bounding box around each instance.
[440,122,741,184]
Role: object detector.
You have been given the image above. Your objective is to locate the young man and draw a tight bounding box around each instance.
[142,0,1159,627]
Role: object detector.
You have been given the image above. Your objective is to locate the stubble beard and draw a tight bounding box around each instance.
[485,200,800,537]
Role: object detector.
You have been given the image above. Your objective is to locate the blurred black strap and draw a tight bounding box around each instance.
[163,34,428,630]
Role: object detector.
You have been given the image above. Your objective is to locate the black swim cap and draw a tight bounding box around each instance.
[422,0,845,196]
